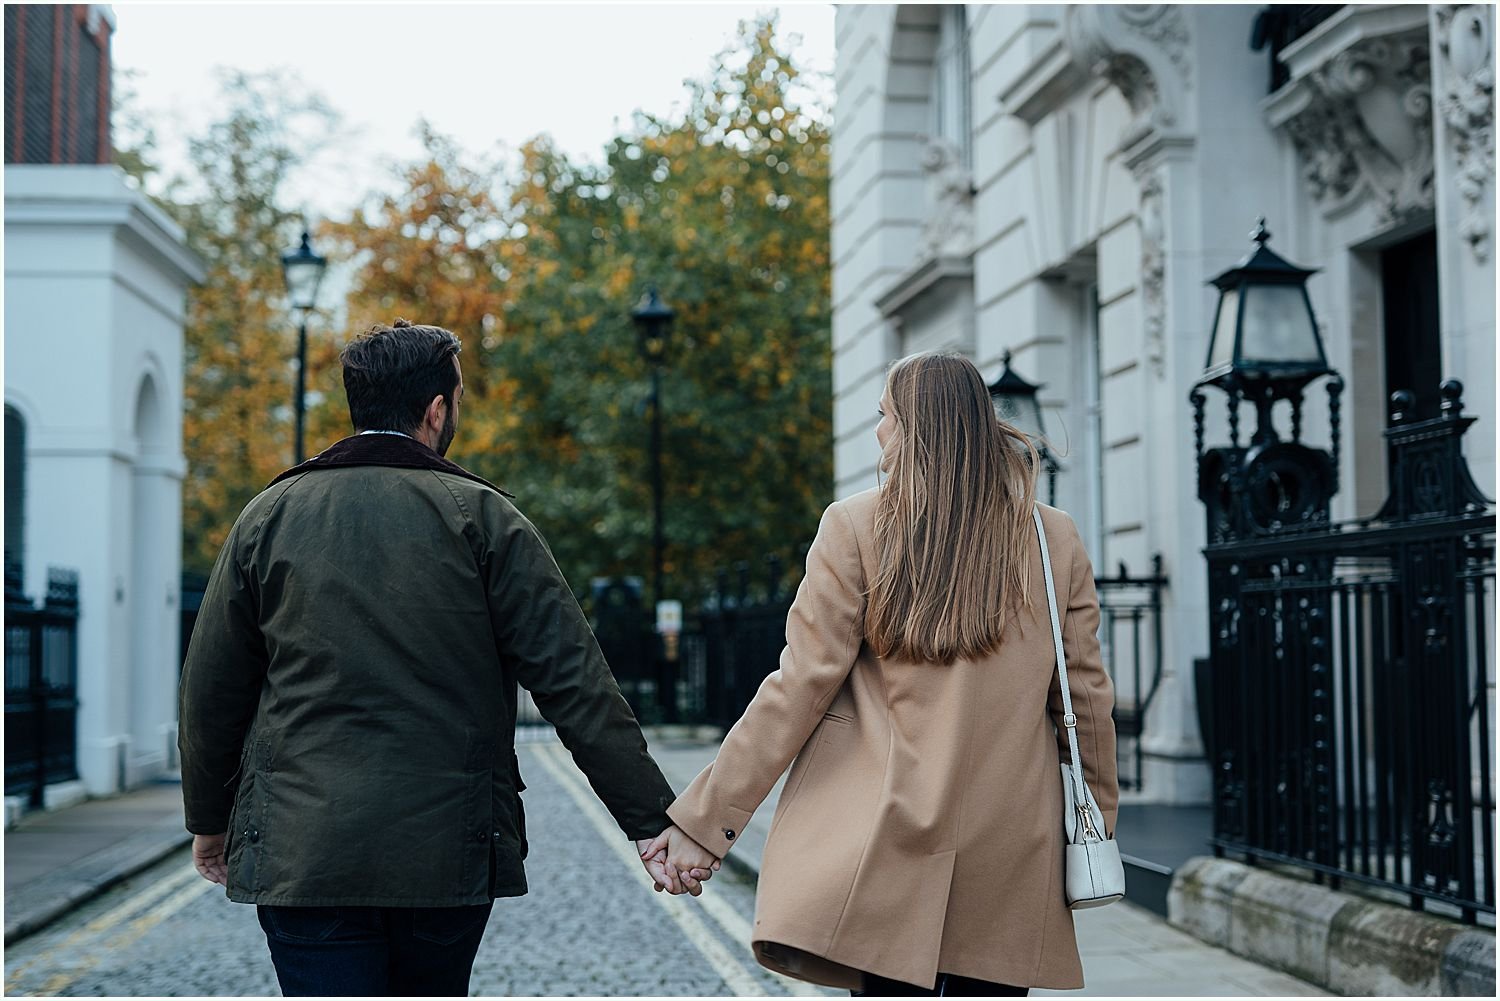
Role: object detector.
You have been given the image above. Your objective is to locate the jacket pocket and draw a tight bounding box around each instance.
[768,720,839,841]
[227,745,266,893]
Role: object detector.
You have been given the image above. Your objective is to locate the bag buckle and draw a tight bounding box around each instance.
[1077,802,1101,841]
[1063,712,1077,728]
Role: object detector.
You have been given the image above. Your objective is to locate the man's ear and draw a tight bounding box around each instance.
[424,394,447,434]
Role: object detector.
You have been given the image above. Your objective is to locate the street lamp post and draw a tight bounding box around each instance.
[280,229,328,465]
[631,287,674,722]
[631,287,673,609]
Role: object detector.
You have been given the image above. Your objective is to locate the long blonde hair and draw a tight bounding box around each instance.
[867,351,1040,665]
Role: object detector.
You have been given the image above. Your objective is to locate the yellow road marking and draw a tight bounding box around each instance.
[529,743,769,997]
[5,860,202,991]
[31,873,216,996]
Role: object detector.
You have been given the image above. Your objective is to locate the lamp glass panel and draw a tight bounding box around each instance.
[284,259,325,311]
[1239,284,1321,365]
[1206,289,1239,370]
[991,393,1043,441]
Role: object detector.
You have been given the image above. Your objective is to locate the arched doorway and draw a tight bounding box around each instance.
[128,374,172,777]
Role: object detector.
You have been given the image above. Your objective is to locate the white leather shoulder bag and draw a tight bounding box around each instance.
[1033,506,1126,909]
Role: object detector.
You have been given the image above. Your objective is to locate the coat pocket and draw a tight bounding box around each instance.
[226,751,265,894]
[768,715,849,842]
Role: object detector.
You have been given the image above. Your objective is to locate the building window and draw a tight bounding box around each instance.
[5,405,25,576]
[931,5,972,169]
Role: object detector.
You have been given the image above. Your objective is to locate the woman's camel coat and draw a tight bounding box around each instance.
[667,488,1118,991]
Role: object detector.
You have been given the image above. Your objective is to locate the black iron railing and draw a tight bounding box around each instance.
[1096,556,1168,792]
[1204,383,1495,923]
[5,565,81,806]
[1251,5,1345,93]
[681,556,800,729]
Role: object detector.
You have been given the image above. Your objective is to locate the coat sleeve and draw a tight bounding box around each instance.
[480,496,675,841]
[178,514,269,835]
[1046,513,1119,836]
[667,500,865,858]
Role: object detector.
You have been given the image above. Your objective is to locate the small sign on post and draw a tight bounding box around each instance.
[656,599,683,662]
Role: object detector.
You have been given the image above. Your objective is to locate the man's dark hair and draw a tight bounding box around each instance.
[340,319,462,434]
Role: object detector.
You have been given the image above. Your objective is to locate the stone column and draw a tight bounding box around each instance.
[1429,4,1496,492]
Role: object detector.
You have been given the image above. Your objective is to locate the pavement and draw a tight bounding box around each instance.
[2,728,1327,996]
[3,777,192,944]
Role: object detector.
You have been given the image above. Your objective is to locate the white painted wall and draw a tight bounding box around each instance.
[5,164,202,797]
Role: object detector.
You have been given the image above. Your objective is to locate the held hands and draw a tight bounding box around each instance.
[639,825,721,895]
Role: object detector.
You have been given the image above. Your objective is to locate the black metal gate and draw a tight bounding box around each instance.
[680,557,797,730]
[1200,382,1495,922]
[5,566,81,806]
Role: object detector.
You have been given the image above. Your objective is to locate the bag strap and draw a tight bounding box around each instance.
[1033,506,1090,808]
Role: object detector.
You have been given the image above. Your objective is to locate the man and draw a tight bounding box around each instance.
[180,319,708,997]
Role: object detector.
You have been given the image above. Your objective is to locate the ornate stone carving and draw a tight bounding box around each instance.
[917,136,975,260]
[1279,100,1362,206]
[1066,4,1194,151]
[1133,166,1168,378]
[1434,5,1495,261]
[1271,23,1437,224]
[1118,4,1192,80]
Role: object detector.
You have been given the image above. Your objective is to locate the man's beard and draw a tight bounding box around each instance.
[436,402,457,457]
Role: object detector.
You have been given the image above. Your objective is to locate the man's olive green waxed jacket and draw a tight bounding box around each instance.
[179,438,675,907]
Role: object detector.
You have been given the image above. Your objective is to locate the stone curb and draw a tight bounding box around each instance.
[1169,856,1496,997]
[3,815,193,945]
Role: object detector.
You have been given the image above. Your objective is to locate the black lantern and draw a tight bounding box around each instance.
[988,350,1058,503]
[280,229,328,465]
[632,286,673,366]
[281,230,328,313]
[1200,218,1329,393]
[1192,219,1343,539]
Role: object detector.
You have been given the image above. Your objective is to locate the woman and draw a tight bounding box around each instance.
[646,351,1117,996]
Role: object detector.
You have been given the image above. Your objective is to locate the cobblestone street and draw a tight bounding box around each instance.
[4,738,833,998]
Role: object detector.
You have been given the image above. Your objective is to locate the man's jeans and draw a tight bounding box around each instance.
[257,902,494,997]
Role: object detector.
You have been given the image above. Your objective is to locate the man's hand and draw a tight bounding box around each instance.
[641,826,721,894]
[192,833,228,886]
[636,838,716,896]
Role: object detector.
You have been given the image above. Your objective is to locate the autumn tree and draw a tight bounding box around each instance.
[322,124,520,462]
[163,71,343,572]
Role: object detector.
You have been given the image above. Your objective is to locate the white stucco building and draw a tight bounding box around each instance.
[5,4,204,810]
[831,4,1495,803]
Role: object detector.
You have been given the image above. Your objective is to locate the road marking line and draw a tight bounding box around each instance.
[529,743,768,997]
[32,873,216,997]
[5,860,203,991]
[691,881,824,997]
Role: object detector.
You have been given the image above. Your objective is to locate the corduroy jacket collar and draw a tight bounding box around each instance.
[268,433,513,497]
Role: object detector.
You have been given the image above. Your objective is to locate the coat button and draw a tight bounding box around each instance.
[474,830,488,843]
[247,829,260,843]
[724,829,736,841]
[491,830,502,841]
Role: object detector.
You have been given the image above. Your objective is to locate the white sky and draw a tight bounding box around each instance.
[110,1,837,220]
